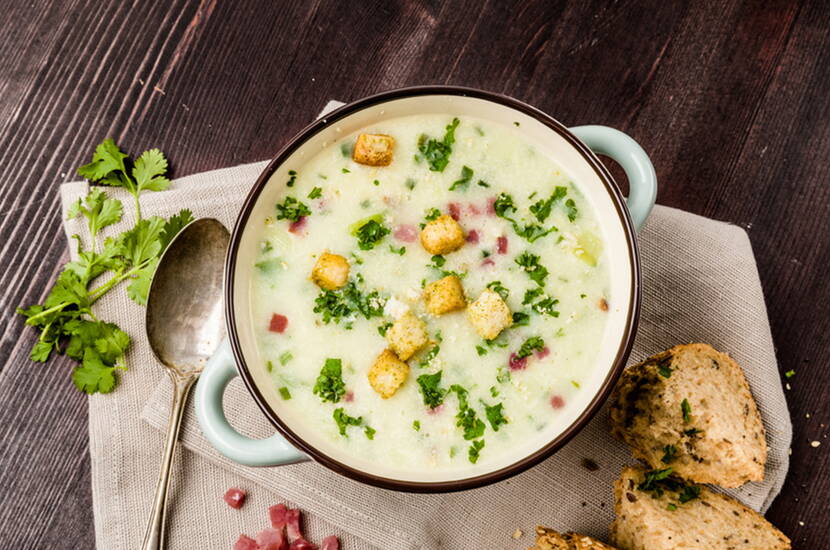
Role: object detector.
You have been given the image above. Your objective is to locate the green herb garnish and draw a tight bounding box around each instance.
[417,371,446,409]
[657,356,673,378]
[661,444,678,464]
[332,407,362,436]
[468,439,485,464]
[286,170,297,187]
[352,216,390,250]
[511,311,530,326]
[515,252,549,287]
[476,345,488,356]
[449,165,473,191]
[389,245,406,255]
[308,186,323,199]
[377,322,393,337]
[275,196,311,223]
[313,277,385,327]
[279,387,292,400]
[486,281,509,300]
[517,336,545,359]
[483,402,508,431]
[681,398,692,423]
[313,358,346,403]
[412,420,421,431]
[450,385,486,440]
[279,351,293,365]
[419,345,440,369]
[364,425,376,440]
[417,117,460,172]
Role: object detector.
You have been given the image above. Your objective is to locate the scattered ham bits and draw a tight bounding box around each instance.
[550,395,566,409]
[448,202,461,220]
[496,235,508,254]
[288,216,307,234]
[269,314,289,333]
[321,536,340,550]
[223,487,247,509]
[256,528,287,550]
[236,501,337,550]
[508,353,527,371]
[465,229,480,244]
[393,224,417,242]
[233,534,258,550]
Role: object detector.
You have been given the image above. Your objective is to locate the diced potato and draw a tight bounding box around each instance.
[467,288,512,340]
[311,252,349,290]
[386,312,428,361]
[423,275,466,315]
[352,133,395,166]
[368,349,409,398]
[420,215,465,255]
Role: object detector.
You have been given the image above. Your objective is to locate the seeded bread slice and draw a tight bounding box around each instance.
[529,526,618,550]
[608,343,766,487]
[610,466,790,550]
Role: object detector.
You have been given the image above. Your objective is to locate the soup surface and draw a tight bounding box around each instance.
[249,114,610,474]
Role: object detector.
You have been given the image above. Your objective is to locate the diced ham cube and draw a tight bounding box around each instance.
[223,487,246,509]
[321,536,340,550]
[269,314,288,333]
[448,202,461,220]
[285,508,303,542]
[393,224,418,242]
[289,216,307,234]
[550,395,566,409]
[343,390,354,402]
[465,229,480,244]
[467,203,481,216]
[233,534,258,550]
[509,352,527,371]
[269,503,290,528]
[535,346,550,359]
[289,539,318,550]
[481,258,495,268]
[496,236,508,254]
[256,528,288,550]
[486,196,497,215]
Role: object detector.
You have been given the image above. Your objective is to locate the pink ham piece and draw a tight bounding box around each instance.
[508,352,527,371]
[535,346,550,360]
[288,216,307,234]
[481,257,495,268]
[269,314,288,333]
[289,539,318,550]
[233,534,258,550]
[465,229,480,244]
[486,196,497,215]
[550,395,566,409]
[269,503,289,529]
[223,487,246,509]
[427,404,444,415]
[285,508,303,542]
[496,235,508,254]
[448,202,461,220]
[467,203,481,216]
[343,390,354,402]
[256,528,288,550]
[321,536,340,550]
[393,224,418,242]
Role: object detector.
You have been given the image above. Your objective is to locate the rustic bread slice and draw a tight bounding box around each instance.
[529,526,618,550]
[608,343,766,487]
[610,467,790,550]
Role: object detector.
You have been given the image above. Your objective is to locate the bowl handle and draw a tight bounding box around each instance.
[569,125,657,230]
[195,338,309,466]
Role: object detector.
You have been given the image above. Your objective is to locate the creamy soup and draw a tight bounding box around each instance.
[249,114,609,474]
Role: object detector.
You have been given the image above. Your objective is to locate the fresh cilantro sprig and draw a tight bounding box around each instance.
[18,140,192,394]
[493,192,558,243]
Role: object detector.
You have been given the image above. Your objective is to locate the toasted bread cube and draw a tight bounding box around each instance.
[420,215,465,255]
[368,349,409,398]
[311,252,350,290]
[386,312,428,361]
[467,288,512,340]
[423,275,466,315]
[352,133,395,166]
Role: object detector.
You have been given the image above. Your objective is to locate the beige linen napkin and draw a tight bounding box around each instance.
[60,101,791,550]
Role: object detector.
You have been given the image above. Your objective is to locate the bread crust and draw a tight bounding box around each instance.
[529,526,618,550]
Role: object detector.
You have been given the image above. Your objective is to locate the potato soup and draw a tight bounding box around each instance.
[249,114,610,474]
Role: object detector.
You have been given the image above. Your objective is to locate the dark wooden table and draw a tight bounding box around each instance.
[1,0,827,547]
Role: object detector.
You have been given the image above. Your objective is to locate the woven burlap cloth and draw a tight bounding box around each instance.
[59,101,791,550]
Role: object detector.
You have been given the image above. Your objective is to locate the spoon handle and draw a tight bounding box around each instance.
[142,373,198,550]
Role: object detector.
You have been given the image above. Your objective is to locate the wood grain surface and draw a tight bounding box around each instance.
[1,0,827,547]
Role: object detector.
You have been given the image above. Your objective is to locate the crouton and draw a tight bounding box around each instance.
[368,349,409,398]
[530,526,618,550]
[610,466,790,550]
[352,133,395,166]
[609,343,767,487]
[423,275,466,315]
[420,215,465,255]
[386,312,428,361]
[311,252,350,290]
[467,288,512,340]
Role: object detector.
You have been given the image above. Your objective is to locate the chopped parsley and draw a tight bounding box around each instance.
[483,402,508,431]
[515,252,549,287]
[266,361,273,372]
[450,385,486,440]
[449,165,474,191]
[486,280,509,300]
[565,198,578,222]
[667,503,678,511]
[657,356,673,378]
[405,178,416,190]
[516,336,545,359]
[468,439,485,464]
[424,207,441,222]
[340,142,352,157]
[278,387,291,400]
[313,277,385,327]
[417,371,446,409]
[477,180,490,188]
[377,322,393,337]
[364,425,376,440]
[476,345,488,356]
[493,192,517,218]
[684,427,703,436]
[332,407,362,436]
[279,351,293,365]
[389,244,406,255]
[419,345,440,369]
[307,186,323,199]
[341,167,350,173]
[637,468,701,507]
[286,170,297,187]
[678,484,701,503]
[493,192,558,243]
[681,398,692,423]
[417,117,460,172]
[352,216,390,250]
[412,420,421,431]
[522,288,559,317]
[638,467,674,494]
[313,358,346,403]
[430,254,446,268]
[489,386,499,397]
[496,367,511,383]
[511,311,530,326]
[529,186,567,223]
[275,196,311,223]
[661,444,678,464]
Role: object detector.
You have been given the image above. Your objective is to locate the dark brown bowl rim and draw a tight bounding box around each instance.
[224,85,642,493]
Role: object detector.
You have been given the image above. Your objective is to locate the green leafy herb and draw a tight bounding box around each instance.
[313,277,385,327]
[565,198,578,222]
[529,187,567,223]
[341,167,351,173]
[373,179,380,186]
[486,281,509,300]
[678,484,701,503]
[496,367,511,384]
[657,356,673,378]
[484,402,508,431]
[684,427,703,436]
[522,288,559,317]
[377,322,393,337]
[515,252,549,287]
[308,186,323,199]
[666,503,678,511]
[419,344,441,369]
[494,191,559,243]
[511,311,530,326]
[476,345,488,356]
[364,425,376,440]
[417,371,446,409]
[493,193,517,218]
[661,444,678,464]
[389,245,406,255]
[450,385,486,440]
[286,170,297,187]
[430,254,446,268]
[405,178,416,190]
[638,467,674,493]
[417,118,460,172]
[424,207,441,222]
[490,386,499,397]
[279,387,292,400]
[681,398,692,423]
[340,142,352,157]
[449,165,474,191]
[275,196,311,223]
[352,216,390,250]
[333,407,363,436]
[279,351,293,365]
[517,336,545,359]
[313,358,346,403]
[412,420,421,431]
[468,439,485,464]
[477,180,490,188]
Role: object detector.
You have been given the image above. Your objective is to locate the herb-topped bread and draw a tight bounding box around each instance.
[610,466,790,550]
[529,526,618,550]
[608,343,767,487]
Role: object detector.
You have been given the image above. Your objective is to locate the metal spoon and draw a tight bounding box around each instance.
[141,218,229,550]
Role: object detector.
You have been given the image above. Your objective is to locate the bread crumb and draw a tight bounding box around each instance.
[810,441,820,448]
[511,529,523,539]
